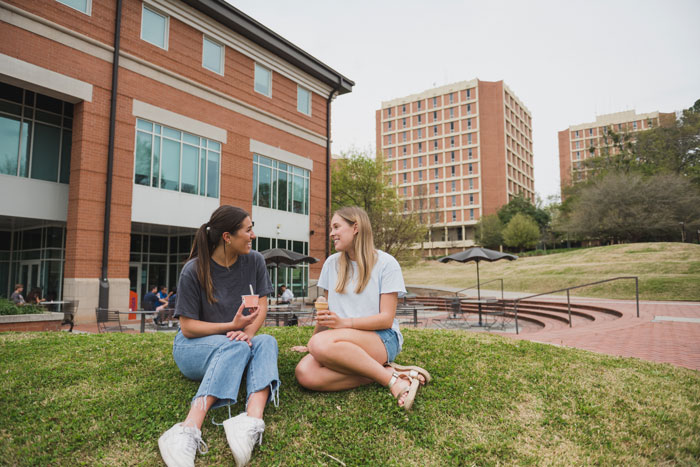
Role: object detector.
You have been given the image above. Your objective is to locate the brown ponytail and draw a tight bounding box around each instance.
[187,205,249,303]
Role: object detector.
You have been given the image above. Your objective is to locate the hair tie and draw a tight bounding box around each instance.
[205,223,211,232]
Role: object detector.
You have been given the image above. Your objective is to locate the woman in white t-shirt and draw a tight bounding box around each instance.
[294,206,431,410]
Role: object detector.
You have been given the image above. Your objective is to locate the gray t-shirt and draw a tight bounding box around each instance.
[174,251,273,323]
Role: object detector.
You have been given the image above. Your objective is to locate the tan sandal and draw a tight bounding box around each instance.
[387,372,420,411]
[388,362,432,385]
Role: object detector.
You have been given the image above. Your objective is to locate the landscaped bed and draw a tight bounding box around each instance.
[1,327,698,465]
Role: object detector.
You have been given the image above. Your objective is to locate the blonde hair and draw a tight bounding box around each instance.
[334,206,377,294]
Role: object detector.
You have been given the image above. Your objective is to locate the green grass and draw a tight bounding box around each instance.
[404,242,700,301]
[1,329,699,465]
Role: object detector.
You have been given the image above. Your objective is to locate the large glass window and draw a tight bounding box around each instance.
[202,36,224,74]
[254,64,272,97]
[252,236,309,298]
[252,155,309,215]
[0,83,72,184]
[141,5,168,49]
[134,119,220,198]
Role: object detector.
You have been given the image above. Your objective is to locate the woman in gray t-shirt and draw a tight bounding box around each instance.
[157,205,277,467]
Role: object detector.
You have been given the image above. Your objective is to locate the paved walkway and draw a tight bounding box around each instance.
[406,284,700,371]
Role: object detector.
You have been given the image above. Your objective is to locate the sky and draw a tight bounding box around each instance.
[227,0,700,202]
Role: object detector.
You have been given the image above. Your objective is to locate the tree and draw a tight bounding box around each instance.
[476,214,504,249]
[496,193,551,232]
[331,151,426,263]
[502,213,540,252]
[559,172,700,243]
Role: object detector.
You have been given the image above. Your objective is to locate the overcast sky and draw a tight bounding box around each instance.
[228,0,700,201]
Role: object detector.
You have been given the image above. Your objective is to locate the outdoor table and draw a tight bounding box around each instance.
[460,298,499,326]
[117,310,155,333]
[266,309,312,326]
[39,300,67,312]
[396,304,438,327]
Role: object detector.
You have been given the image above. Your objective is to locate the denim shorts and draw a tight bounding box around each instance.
[375,328,400,364]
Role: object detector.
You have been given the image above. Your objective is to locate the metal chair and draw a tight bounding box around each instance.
[62,300,79,332]
[95,308,123,333]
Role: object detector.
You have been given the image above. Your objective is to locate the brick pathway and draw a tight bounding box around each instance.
[501,298,700,371]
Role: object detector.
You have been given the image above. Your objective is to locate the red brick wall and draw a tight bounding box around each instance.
[1,0,333,282]
[478,80,507,217]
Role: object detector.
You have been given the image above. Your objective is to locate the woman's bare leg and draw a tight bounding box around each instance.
[183,395,217,429]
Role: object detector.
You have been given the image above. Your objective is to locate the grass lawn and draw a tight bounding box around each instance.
[1,328,699,466]
[403,242,700,301]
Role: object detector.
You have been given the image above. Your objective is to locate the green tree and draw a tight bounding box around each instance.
[476,214,504,249]
[497,194,550,230]
[502,213,540,252]
[331,151,426,263]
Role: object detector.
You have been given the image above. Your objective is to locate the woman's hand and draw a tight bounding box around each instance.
[290,345,308,353]
[231,303,259,330]
[227,330,252,346]
[315,310,350,329]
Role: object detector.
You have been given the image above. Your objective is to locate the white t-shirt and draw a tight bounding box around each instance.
[318,250,406,349]
[281,288,294,301]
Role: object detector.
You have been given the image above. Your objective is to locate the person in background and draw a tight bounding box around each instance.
[158,205,278,467]
[278,285,294,304]
[11,284,25,306]
[143,285,159,312]
[25,287,46,305]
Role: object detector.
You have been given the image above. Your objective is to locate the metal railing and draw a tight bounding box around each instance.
[512,276,640,334]
[455,278,505,301]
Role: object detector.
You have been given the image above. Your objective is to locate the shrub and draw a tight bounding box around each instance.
[0,298,45,316]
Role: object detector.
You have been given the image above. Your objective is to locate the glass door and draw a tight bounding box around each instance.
[20,260,41,295]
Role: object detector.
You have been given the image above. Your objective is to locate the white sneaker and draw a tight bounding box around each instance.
[223,413,265,467]
[158,423,208,467]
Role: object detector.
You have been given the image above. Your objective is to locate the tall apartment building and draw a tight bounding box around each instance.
[376,79,535,256]
[558,110,675,190]
[0,0,352,323]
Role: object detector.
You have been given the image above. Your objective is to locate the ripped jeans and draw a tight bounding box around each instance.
[173,331,280,412]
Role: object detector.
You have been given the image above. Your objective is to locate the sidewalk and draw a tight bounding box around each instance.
[407,284,700,371]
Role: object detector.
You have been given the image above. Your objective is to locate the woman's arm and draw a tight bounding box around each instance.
[242,296,268,337]
[179,303,260,339]
[316,292,399,331]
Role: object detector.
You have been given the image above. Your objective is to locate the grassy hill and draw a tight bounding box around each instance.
[403,242,700,301]
[1,328,698,465]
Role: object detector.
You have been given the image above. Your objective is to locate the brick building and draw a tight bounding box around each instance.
[0,0,353,323]
[376,79,535,256]
[558,109,675,191]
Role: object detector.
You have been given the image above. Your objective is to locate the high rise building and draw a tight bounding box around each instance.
[558,110,675,191]
[376,79,534,256]
[0,0,353,323]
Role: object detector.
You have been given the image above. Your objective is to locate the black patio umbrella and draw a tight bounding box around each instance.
[438,247,518,325]
[260,248,318,302]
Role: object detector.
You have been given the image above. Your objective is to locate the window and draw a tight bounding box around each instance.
[417,101,422,110]
[386,148,392,157]
[468,148,473,159]
[576,151,581,159]
[402,173,407,182]
[452,211,457,222]
[434,168,438,178]
[434,183,439,193]
[433,140,438,150]
[417,128,422,138]
[470,209,474,220]
[451,195,456,207]
[469,194,474,204]
[418,171,423,181]
[451,180,456,192]
[450,136,455,147]
[468,163,473,174]
[387,134,392,144]
[254,64,272,96]
[450,122,455,132]
[297,86,311,115]
[467,134,472,145]
[450,151,455,162]
[202,36,224,74]
[589,128,593,136]
[449,107,454,118]
[466,89,471,99]
[418,156,423,167]
[575,130,579,138]
[417,114,422,124]
[402,118,407,128]
[467,119,472,129]
[433,154,438,164]
[402,105,406,114]
[253,155,309,214]
[403,187,407,195]
[403,159,407,169]
[633,121,638,130]
[141,5,168,49]
[433,111,437,121]
[576,141,580,149]
[467,103,471,114]
[135,119,220,197]
[387,120,392,130]
[449,93,454,104]
[0,83,73,184]
[433,125,438,136]
[387,108,392,116]
[432,96,437,107]
[469,178,473,190]
[403,146,407,155]
[402,132,407,142]
[450,166,456,177]
[57,0,90,14]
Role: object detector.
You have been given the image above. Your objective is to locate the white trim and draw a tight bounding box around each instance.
[55,0,91,16]
[250,140,313,172]
[202,35,224,75]
[132,100,227,143]
[140,4,169,51]
[0,53,92,103]
[0,174,69,221]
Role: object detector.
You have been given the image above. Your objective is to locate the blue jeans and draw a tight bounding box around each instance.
[375,328,401,363]
[173,331,280,411]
